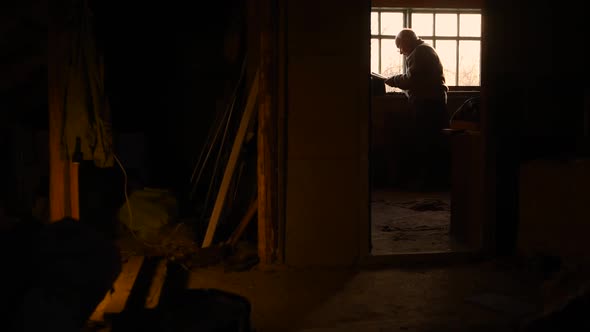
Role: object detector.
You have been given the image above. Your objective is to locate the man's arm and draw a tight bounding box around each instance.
[385,46,434,89]
[385,56,417,89]
[384,76,399,87]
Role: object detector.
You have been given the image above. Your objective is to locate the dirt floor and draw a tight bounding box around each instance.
[85,217,589,332]
[81,189,585,332]
[84,254,559,332]
[186,259,545,332]
[371,189,455,255]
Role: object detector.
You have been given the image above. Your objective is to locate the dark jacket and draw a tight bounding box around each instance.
[386,41,448,104]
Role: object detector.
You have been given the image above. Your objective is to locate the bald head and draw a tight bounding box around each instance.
[395,28,422,56]
[395,28,418,42]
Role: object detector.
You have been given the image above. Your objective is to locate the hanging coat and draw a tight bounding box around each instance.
[61,0,113,168]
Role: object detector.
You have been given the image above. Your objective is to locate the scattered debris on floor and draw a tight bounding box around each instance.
[117,187,179,245]
[372,191,451,253]
[117,222,260,274]
[395,198,450,211]
[117,222,198,261]
[223,242,260,272]
[114,186,260,273]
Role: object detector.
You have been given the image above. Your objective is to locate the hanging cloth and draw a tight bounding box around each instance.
[61,0,113,167]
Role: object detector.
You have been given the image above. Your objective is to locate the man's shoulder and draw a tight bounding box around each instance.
[416,43,435,52]
[413,43,439,59]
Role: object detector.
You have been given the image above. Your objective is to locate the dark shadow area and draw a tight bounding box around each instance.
[109,259,252,332]
[369,90,484,256]
[1,217,121,332]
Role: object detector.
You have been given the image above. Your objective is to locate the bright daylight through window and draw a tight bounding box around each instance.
[371,9,481,92]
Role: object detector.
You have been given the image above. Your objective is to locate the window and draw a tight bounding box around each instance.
[371,8,481,92]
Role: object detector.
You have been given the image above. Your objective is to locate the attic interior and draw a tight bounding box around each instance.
[2,0,590,331]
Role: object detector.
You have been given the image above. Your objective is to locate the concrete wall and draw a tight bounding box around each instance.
[285,0,370,266]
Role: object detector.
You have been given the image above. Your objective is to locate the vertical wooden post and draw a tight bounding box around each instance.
[275,0,287,264]
[48,4,68,222]
[258,0,278,265]
[48,2,78,222]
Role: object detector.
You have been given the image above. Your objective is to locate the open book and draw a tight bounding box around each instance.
[370,72,388,80]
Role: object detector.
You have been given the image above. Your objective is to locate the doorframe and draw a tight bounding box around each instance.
[359,3,494,266]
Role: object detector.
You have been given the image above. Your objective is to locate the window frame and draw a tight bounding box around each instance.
[371,7,482,92]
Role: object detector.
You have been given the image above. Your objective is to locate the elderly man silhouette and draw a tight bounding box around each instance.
[385,28,449,191]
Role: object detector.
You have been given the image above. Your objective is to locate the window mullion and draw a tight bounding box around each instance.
[372,7,480,88]
[456,13,460,86]
[378,12,382,74]
[403,9,410,74]
[432,11,436,48]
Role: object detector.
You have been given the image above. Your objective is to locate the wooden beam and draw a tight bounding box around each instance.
[144,258,167,309]
[275,0,287,265]
[202,71,260,248]
[89,256,145,322]
[48,3,81,222]
[258,0,278,265]
[48,4,68,222]
[371,0,483,9]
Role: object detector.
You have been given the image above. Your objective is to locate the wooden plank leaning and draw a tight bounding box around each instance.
[202,70,260,248]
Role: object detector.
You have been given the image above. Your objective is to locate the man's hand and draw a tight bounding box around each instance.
[384,76,397,87]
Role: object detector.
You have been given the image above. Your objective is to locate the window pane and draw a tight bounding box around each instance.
[460,14,481,37]
[381,39,402,76]
[436,40,457,86]
[381,39,403,92]
[371,38,380,73]
[435,13,457,36]
[369,9,481,89]
[459,40,480,86]
[371,12,379,35]
[411,13,433,37]
[380,12,403,36]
